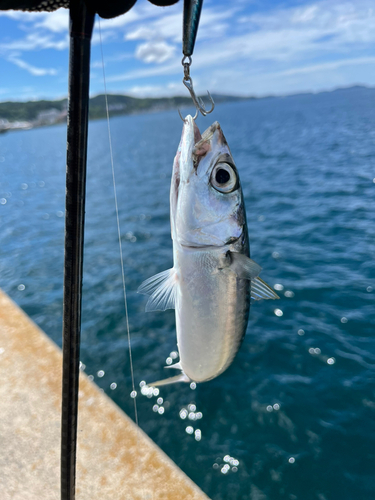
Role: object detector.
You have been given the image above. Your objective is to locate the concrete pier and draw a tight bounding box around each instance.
[0,289,209,500]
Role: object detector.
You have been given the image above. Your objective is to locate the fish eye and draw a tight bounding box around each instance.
[210,162,238,193]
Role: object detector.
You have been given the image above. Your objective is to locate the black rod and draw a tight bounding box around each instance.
[61,2,94,499]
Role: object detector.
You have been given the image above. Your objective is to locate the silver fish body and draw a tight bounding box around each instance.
[174,245,250,382]
[139,115,278,386]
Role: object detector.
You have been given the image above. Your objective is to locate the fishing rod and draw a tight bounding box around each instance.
[60,2,94,499]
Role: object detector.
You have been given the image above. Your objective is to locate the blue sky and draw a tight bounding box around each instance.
[1,0,375,101]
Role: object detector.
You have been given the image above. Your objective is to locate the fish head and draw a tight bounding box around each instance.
[171,115,247,248]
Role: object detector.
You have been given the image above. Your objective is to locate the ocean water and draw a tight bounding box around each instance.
[0,87,374,500]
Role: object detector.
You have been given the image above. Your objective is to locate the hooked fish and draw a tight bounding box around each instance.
[139,115,279,386]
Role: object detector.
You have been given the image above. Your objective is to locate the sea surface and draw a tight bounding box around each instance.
[1,87,374,500]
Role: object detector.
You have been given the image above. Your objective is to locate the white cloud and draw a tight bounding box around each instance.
[8,55,57,76]
[273,56,375,77]
[125,7,235,44]
[106,61,179,83]
[91,52,133,69]
[0,33,69,52]
[124,84,165,97]
[135,41,176,64]
[34,10,69,33]
[126,26,155,41]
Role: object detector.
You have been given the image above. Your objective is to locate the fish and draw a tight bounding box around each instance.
[138,115,279,386]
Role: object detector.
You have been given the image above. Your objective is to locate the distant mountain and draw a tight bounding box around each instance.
[0,86,373,128]
[0,93,247,124]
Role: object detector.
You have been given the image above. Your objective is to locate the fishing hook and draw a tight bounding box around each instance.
[178,56,215,122]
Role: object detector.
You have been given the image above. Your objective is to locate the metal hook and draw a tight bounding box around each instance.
[178,56,215,122]
[183,76,215,117]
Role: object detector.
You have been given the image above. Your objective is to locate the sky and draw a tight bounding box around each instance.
[1,0,375,101]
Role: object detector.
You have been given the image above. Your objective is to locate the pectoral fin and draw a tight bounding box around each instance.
[229,252,262,279]
[137,268,177,312]
[251,277,280,300]
[229,253,279,300]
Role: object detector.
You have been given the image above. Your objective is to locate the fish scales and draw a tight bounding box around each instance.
[138,115,279,386]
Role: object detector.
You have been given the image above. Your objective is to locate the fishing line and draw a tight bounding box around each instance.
[98,20,146,496]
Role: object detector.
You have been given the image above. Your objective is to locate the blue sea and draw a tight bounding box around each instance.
[0,87,374,500]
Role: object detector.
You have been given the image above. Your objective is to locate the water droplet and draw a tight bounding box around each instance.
[170,351,178,359]
[274,284,284,291]
[157,397,163,405]
[341,317,348,323]
[273,403,280,411]
[139,380,146,387]
[194,429,201,441]
[190,382,196,390]
[266,405,273,412]
[158,406,165,414]
[232,459,239,467]
[213,463,219,470]
[97,370,105,378]
[367,286,373,292]
[153,388,160,397]
[188,404,196,412]
[289,457,295,464]
[185,426,194,435]
[327,357,335,365]
[179,409,188,419]
[38,181,45,187]
[152,404,159,412]
[0,198,7,205]
[314,348,321,355]
[88,375,94,381]
[232,466,238,473]
[223,455,231,462]
[79,362,86,370]
[221,465,230,474]
[308,348,315,354]
[130,236,137,243]
[196,412,203,419]
[284,290,294,298]
[56,211,64,217]
[258,215,265,221]
[297,329,305,336]
[166,357,172,365]
[130,390,137,398]
[110,382,117,390]
[188,412,196,420]
[21,183,28,190]
[17,284,25,291]
[274,308,283,317]
[272,251,280,259]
